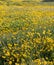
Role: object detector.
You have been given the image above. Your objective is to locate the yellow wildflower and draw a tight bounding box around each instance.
[9,61,12,65]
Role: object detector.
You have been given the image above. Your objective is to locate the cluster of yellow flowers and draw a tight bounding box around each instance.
[0,2,54,65]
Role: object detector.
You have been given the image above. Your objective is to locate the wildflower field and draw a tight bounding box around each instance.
[0,0,54,65]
